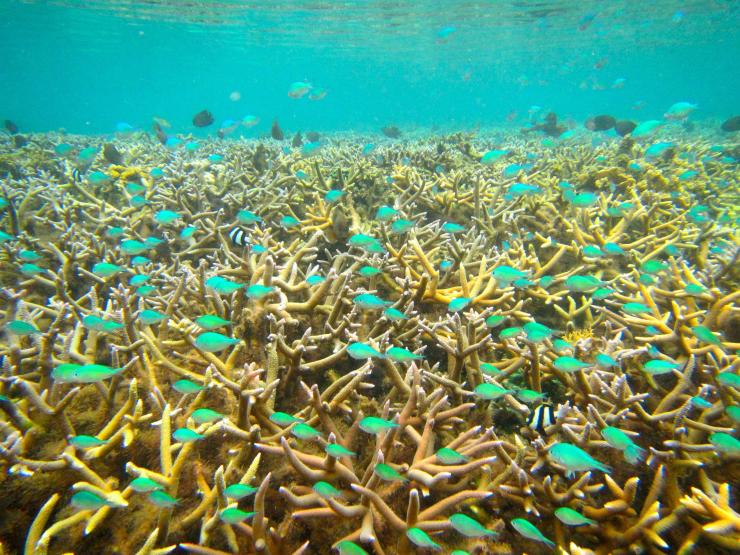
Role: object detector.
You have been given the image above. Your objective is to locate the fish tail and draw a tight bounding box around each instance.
[625,444,646,464]
[596,461,612,474]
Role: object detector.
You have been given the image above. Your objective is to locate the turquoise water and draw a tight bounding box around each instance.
[1,0,738,135]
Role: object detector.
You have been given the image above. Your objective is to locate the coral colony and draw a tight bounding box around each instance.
[0,126,738,554]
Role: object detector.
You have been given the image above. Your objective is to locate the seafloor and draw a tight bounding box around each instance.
[0,126,738,555]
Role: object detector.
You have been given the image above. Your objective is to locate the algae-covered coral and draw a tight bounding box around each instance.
[0,128,738,555]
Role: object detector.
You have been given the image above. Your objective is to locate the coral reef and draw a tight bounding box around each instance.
[0,127,738,554]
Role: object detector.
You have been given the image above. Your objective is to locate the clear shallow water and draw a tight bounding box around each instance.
[1,0,738,135]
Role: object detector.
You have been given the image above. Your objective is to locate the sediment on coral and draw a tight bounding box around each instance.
[0,128,738,554]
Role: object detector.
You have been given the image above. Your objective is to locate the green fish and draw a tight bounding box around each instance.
[474,383,512,400]
[52,364,122,383]
[374,463,406,482]
[18,249,42,261]
[191,408,224,424]
[306,275,326,285]
[565,275,603,293]
[224,484,258,500]
[130,477,165,493]
[280,215,300,228]
[448,297,472,312]
[194,314,231,330]
[523,321,553,342]
[347,342,383,360]
[595,353,618,368]
[4,320,40,336]
[92,262,125,277]
[485,314,506,328]
[246,284,274,300]
[717,372,740,388]
[691,326,722,346]
[69,435,108,449]
[172,428,204,443]
[120,239,149,255]
[684,283,707,296]
[148,490,178,508]
[602,242,625,256]
[269,412,303,426]
[390,219,415,234]
[237,210,262,225]
[353,293,391,310]
[552,339,574,352]
[592,287,615,300]
[442,222,465,234]
[436,447,468,465]
[622,302,652,315]
[172,379,203,394]
[554,507,596,526]
[553,356,590,373]
[20,263,46,275]
[500,326,523,340]
[640,259,668,275]
[690,396,712,409]
[0,231,16,243]
[642,359,681,375]
[725,406,740,423]
[82,315,122,333]
[516,389,546,404]
[448,513,496,537]
[406,528,441,550]
[359,416,398,435]
[359,265,382,277]
[708,432,740,454]
[492,265,528,286]
[335,541,368,555]
[549,442,610,477]
[71,491,117,510]
[205,276,245,295]
[291,422,323,441]
[129,273,150,286]
[582,245,603,258]
[325,443,356,458]
[600,427,645,464]
[138,309,168,325]
[511,518,554,547]
[480,363,500,376]
[194,332,239,353]
[325,190,344,203]
[376,206,399,221]
[383,307,408,321]
[480,149,509,164]
[385,346,423,362]
[220,508,255,524]
[313,481,342,499]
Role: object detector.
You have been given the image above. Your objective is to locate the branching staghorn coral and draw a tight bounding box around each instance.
[0,128,738,554]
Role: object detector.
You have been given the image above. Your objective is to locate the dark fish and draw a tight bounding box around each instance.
[721,116,740,132]
[526,403,556,435]
[306,131,320,143]
[153,122,168,145]
[192,110,214,128]
[71,168,84,183]
[13,135,27,148]
[381,126,401,139]
[585,114,616,131]
[271,119,284,140]
[291,132,303,148]
[614,120,636,136]
[252,144,268,173]
[4,120,18,134]
[103,143,123,165]
[228,226,249,247]
[523,112,565,138]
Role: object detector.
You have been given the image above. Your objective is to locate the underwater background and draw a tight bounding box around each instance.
[1,0,739,134]
[1,1,740,555]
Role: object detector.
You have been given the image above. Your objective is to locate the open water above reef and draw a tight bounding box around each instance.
[0,1,739,555]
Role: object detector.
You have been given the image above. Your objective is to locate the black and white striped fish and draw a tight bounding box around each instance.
[71,167,84,183]
[228,226,250,247]
[526,403,556,435]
